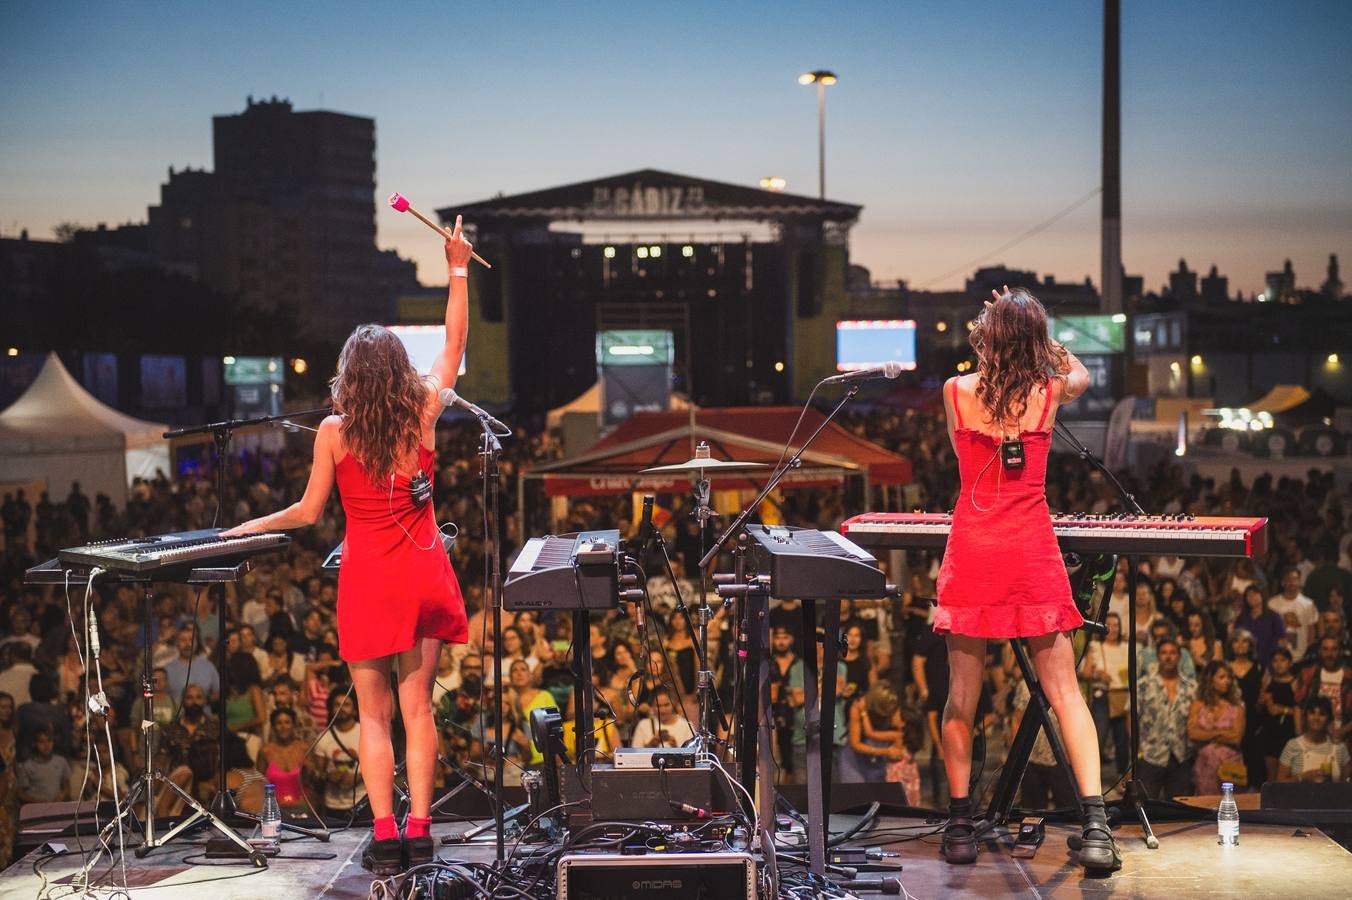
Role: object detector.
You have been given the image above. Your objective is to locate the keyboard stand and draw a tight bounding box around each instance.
[26,559,273,868]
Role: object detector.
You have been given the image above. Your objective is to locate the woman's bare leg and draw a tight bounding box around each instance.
[350,657,396,820]
[397,637,442,820]
[1026,630,1102,796]
[941,633,987,800]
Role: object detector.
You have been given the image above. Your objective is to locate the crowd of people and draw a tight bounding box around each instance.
[0,406,1350,866]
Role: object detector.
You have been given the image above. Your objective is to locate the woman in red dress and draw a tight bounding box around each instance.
[224,219,474,874]
[936,286,1119,871]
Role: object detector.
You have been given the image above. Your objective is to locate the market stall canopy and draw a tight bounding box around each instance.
[1246,384,1310,414]
[527,407,912,497]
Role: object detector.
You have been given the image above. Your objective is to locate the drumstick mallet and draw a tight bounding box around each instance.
[388,192,492,268]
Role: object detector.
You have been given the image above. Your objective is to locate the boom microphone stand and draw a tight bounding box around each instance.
[699,383,862,894]
[470,409,510,864]
[161,406,331,846]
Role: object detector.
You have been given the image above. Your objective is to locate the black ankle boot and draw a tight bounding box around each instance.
[362,836,403,876]
[404,834,434,869]
[940,799,978,865]
[1077,796,1121,872]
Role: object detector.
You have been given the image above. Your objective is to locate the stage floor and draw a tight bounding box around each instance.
[3,814,1349,899]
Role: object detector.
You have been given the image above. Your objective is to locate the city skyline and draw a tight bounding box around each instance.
[2,1,1349,297]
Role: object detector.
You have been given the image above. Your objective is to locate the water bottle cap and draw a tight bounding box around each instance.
[265,783,276,791]
[1221,782,1233,789]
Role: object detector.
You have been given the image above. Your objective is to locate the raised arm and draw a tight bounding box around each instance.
[428,215,474,393]
[1053,341,1090,404]
[221,416,340,535]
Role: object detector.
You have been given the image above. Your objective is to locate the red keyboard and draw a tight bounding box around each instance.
[840,512,1267,559]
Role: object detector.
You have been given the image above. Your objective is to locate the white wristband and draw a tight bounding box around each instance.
[450,266,469,279]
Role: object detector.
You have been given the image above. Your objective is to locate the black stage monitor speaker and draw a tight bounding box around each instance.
[556,851,755,900]
[560,762,728,822]
[1261,781,1352,812]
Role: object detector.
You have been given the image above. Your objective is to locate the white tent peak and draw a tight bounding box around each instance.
[0,352,168,450]
[0,353,171,505]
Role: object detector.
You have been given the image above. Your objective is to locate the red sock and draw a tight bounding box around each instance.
[405,815,431,839]
[373,815,398,842]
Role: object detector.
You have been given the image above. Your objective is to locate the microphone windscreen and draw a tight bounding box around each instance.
[882,361,903,378]
[438,387,457,406]
[389,192,411,212]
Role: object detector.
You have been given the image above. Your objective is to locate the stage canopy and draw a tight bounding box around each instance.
[0,352,170,507]
[525,407,912,498]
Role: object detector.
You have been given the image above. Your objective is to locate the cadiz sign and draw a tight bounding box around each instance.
[588,182,707,218]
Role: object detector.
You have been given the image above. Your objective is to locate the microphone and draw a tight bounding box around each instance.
[88,607,101,660]
[821,362,904,385]
[636,495,655,552]
[439,388,511,435]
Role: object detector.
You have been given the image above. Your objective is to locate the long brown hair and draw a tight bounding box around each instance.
[329,324,426,485]
[1197,659,1241,706]
[969,288,1067,430]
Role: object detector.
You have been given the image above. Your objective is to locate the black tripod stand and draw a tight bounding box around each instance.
[1053,420,1160,850]
[94,575,268,867]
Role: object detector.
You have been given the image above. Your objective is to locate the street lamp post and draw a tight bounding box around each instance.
[798,69,837,199]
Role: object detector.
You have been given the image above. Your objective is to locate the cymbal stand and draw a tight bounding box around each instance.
[672,460,729,752]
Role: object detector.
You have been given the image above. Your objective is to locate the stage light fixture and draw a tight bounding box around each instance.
[636,246,649,259]
[292,358,308,374]
[603,246,616,259]
[682,245,695,257]
[649,245,661,257]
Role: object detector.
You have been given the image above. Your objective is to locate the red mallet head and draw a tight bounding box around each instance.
[388,192,411,213]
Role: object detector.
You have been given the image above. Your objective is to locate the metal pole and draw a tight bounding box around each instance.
[817,81,827,199]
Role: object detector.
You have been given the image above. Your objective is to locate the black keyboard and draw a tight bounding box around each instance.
[504,530,621,611]
[58,528,290,574]
[743,524,891,601]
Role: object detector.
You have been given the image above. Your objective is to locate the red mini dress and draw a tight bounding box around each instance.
[934,379,1083,638]
[334,445,468,662]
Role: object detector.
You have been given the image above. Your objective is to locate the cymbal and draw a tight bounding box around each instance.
[641,457,768,473]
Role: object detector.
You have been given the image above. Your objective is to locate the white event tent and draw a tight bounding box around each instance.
[0,353,170,507]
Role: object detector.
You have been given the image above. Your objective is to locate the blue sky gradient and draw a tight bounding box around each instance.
[2,1,1348,294]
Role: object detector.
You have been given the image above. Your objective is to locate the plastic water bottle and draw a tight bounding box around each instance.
[1217,781,1239,846]
[261,784,281,840]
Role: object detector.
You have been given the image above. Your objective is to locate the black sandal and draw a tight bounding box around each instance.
[940,816,978,864]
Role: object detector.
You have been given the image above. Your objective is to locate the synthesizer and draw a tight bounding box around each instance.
[840,512,1267,559]
[743,524,892,601]
[58,528,291,574]
[504,530,621,611]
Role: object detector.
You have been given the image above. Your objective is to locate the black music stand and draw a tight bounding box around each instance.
[25,559,271,867]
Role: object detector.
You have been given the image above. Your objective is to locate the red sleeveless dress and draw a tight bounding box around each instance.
[934,380,1082,638]
[333,445,468,662]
